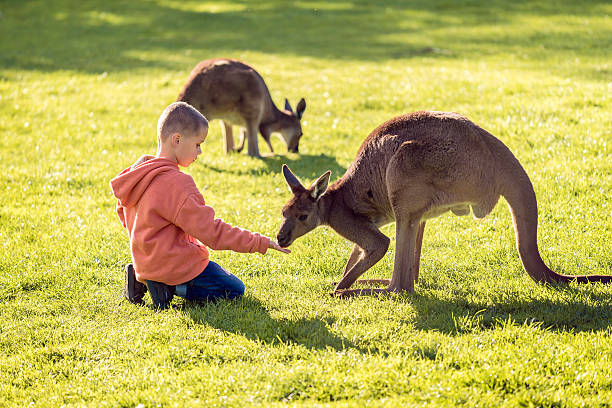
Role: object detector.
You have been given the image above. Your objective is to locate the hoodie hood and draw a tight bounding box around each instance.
[110,156,178,208]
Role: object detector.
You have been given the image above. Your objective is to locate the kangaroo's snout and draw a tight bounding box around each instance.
[277,230,291,247]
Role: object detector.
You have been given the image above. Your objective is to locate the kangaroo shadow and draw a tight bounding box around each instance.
[409,285,612,334]
[179,295,359,351]
[203,152,347,180]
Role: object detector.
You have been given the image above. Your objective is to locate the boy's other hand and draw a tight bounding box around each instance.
[269,240,291,254]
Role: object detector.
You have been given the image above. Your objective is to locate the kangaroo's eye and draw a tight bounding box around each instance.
[298,214,308,221]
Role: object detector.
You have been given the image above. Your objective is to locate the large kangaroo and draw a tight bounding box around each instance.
[276,111,612,296]
[177,58,306,157]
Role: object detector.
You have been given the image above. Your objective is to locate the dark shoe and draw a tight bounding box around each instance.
[145,280,176,310]
[124,264,147,304]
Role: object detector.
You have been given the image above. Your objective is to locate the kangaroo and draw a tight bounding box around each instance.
[177,58,306,157]
[276,111,612,296]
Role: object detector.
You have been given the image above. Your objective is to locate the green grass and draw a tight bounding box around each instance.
[1,0,611,406]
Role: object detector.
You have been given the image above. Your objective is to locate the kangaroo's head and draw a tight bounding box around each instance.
[277,164,330,247]
[278,98,306,153]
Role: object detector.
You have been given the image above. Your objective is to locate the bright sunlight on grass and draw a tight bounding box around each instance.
[0,0,611,406]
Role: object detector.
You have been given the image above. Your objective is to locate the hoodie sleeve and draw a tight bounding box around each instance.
[173,193,269,254]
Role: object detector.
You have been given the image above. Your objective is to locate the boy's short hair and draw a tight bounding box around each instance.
[157,102,208,142]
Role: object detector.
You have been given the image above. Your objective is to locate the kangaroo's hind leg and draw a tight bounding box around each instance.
[384,141,435,293]
[387,217,420,293]
[245,120,261,157]
[221,121,235,153]
[414,221,425,284]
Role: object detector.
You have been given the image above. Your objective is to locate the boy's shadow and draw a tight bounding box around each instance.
[203,153,347,180]
[179,295,358,351]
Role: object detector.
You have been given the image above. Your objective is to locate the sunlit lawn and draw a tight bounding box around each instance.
[0,0,611,406]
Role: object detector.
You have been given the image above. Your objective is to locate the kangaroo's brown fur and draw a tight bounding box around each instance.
[277,111,612,296]
[178,58,306,157]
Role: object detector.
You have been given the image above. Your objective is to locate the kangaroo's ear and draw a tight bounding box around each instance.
[296,98,306,120]
[310,170,331,200]
[284,98,293,113]
[282,164,304,194]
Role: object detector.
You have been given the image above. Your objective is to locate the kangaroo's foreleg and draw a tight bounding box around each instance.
[355,221,424,287]
[261,130,274,153]
[343,244,362,277]
[331,244,389,288]
[333,227,389,296]
[221,121,234,153]
[236,128,247,153]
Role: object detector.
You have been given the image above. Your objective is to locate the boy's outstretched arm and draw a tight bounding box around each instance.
[175,193,288,255]
[269,240,290,254]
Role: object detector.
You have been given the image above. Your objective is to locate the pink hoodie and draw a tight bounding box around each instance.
[110,156,269,285]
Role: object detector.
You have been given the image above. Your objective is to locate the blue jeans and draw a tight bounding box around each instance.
[175,261,245,302]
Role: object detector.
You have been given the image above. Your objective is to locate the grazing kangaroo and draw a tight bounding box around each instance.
[177,58,306,157]
[276,111,612,296]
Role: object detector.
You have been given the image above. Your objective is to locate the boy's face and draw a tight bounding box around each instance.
[175,125,208,167]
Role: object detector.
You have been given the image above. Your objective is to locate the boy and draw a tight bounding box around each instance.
[110,102,289,309]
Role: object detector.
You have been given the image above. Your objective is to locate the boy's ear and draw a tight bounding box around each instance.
[172,133,181,145]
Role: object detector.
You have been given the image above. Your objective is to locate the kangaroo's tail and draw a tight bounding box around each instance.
[499,153,612,284]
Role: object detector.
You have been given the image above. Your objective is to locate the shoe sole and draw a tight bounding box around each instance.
[124,264,146,304]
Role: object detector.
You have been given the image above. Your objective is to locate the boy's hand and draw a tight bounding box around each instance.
[269,240,291,254]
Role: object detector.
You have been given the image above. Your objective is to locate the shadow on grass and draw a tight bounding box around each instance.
[180,295,359,351]
[410,286,612,334]
[203,152,347,180]
[1,0,609,81]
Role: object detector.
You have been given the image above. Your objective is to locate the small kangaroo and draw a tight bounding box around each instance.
[177,58,306,157]
[277,111,612,296]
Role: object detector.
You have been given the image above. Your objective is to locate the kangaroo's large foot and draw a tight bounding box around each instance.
[357,279,390,286]
[245,151,263,159]
[329,279,390,288]
[331,286,409,297]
